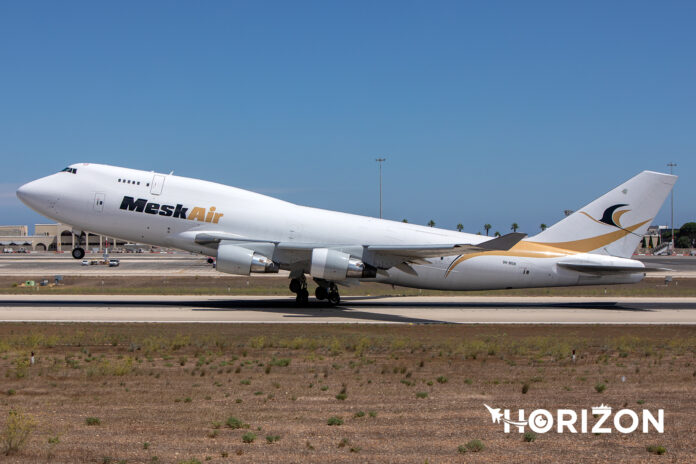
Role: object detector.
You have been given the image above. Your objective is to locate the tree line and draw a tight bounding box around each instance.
[402,219,549,236]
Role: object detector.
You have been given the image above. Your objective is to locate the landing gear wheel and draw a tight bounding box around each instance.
[315,286,328,301]
[289,278,302,294]
[71,247,85,259]
[296,288,309,305]
[290,275,309,305]
[328,291,340,306]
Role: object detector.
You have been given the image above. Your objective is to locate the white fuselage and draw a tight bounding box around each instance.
[17,163,644,290]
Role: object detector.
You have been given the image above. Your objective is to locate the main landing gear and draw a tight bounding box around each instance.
[289,277,340,306]
[71,247,85,259]
[315,282,340,305]
[289,276,309,305]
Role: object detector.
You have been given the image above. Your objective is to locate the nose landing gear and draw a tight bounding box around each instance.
[71,247,85,259]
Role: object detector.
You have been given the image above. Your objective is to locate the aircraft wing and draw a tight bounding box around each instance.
[366,233,527,259]
[193,231,526,268]
[194,232,278,246]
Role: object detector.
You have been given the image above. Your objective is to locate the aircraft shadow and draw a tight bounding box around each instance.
[1,298,692,325]
[334,300,661,312]
[0,298,445,324]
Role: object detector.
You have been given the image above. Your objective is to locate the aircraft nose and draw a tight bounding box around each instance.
[16,182,31,202]
[16,177,56,212]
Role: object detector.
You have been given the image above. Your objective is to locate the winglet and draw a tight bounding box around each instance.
[478,233,527,251]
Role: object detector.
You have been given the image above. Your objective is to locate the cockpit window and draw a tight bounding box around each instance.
[60,167,77,174]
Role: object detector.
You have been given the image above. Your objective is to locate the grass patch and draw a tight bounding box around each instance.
[458,439,485,453]
[523,431,536,442]
[327,416,343,426]
[646,445,666,455]
[225,417,246,429]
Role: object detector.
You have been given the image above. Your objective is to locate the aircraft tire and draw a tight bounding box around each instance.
[328,291,340,306]
[71,247,85,260]
[315,286,328,300]
[296,289,309,305]
[289,278,302,294]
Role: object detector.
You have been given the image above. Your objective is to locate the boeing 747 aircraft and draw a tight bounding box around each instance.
[17,164,676,304]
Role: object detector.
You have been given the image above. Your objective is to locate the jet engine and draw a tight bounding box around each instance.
[216,242,278,275]
[310,248,376,280]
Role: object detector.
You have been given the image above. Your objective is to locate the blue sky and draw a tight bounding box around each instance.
[1,1,694,235]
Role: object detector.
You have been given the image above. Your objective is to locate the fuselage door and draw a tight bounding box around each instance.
[150,175,165,195]
[520,260,534,283]
[93,192,105,212]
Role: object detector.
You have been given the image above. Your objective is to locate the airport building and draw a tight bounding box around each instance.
[0,224,136,253]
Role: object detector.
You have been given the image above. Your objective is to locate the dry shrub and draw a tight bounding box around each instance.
[2,409,36,455]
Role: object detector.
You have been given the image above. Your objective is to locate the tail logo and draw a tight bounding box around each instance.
[581,204,630,229]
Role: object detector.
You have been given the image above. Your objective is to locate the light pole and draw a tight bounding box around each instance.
[668,162,677,249]
[376,158,386,218]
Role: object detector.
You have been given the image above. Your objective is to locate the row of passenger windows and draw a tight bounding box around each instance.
[118,178,149,187]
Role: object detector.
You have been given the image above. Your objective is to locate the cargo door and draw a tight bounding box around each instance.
[150,175,165,195]
[93,192,105,212]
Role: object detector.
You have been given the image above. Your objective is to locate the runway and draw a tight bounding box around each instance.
[1,295,696,324]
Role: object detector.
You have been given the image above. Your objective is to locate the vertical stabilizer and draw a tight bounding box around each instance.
[526,171,677,258]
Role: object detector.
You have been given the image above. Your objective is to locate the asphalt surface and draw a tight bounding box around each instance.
[1,295,696,324]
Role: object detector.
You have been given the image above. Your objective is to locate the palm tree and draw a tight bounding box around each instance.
[540,223,547,231]
[494,231,501,237]
[511,222,519,233]
[456,223,464,232]
[402,219,408,223]
[427,220,435,227]
[484,224,492,236]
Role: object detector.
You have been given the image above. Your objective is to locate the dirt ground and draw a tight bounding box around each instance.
[2,275,696,297]
[0,323,694,463]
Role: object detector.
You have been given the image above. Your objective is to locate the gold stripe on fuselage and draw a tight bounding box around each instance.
[444,219,649,277]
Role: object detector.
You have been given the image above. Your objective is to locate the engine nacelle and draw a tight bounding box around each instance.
[310,248,376,281]
[216,243,278,275]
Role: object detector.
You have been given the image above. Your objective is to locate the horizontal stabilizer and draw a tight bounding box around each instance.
[556,261,666,275]
[477,233,527,251]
